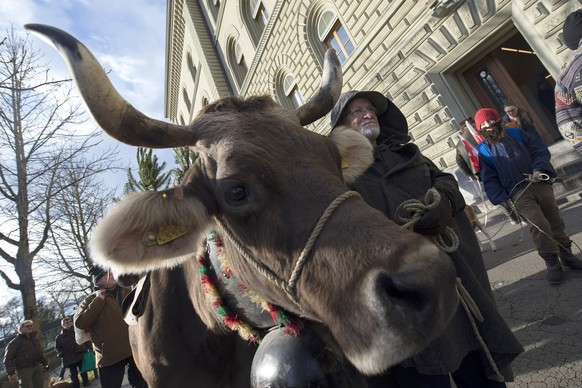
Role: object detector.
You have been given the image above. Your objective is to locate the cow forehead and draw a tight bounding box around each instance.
[191,112,341,172]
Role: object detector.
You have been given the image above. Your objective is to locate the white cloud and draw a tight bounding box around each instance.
[0,1,176,299]
[0,0,175,193]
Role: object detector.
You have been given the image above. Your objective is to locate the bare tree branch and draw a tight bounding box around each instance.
[0,25,121,346]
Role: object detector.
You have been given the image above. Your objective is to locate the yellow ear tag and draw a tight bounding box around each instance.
[341,161,349,169]
[156,225,188,245]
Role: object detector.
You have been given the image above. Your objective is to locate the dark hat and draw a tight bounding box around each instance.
[563,9,582,50]
[331,91,389,128]
[89,266,107,283]
[474,108,501,131]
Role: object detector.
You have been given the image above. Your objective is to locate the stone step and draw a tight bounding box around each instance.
[550,144,582,203]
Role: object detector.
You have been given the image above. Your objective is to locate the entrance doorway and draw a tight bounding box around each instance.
[462,32,563,145]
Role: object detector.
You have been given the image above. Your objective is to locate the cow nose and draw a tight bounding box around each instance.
[376,271,434,321]
[371,247,457,329]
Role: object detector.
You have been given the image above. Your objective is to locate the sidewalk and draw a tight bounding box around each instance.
[476,195,582,387]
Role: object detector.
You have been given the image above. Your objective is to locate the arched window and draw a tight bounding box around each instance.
[317,10,354,64]
[207,0,220,21]
[251,0,269,28]
[243,0,269,46]
[186,53,197,84]
[228,38,248,86]
[182,87,192,113]
[283,74,305,109]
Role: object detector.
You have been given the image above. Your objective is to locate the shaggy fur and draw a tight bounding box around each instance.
[328,125,374,184]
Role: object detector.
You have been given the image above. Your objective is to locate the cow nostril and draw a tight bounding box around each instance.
[376,273,432,319]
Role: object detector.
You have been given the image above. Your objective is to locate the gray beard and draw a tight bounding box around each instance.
[361,124,380,140]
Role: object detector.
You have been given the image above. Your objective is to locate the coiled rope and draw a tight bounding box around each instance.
[395,188,504,381]
[394,188,459,253]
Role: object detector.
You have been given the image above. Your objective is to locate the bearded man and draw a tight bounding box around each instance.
[474,108,582,284]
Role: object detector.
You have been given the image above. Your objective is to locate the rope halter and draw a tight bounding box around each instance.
[215,190,361,310]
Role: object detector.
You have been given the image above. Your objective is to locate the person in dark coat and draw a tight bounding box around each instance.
[2,320,48,388]
[55,316,90,387]
[474,107,582,284]
[501,99,544,142]
[75,266,147,388]
[330,91,524,387]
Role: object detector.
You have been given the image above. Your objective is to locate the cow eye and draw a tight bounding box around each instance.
[227,185,247,202]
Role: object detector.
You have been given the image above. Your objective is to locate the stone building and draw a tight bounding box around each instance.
[164,0,580,199]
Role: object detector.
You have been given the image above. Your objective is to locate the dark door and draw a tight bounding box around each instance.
[462,32,563,145]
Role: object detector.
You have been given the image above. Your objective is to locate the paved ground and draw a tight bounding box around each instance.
[475,195,582,387]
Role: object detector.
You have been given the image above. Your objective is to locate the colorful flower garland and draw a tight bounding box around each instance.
[197,230,302,343]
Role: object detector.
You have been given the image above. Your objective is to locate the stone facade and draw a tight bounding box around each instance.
[164,0,580,171]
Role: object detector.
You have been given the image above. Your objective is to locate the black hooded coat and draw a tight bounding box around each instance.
[343,99,523,380]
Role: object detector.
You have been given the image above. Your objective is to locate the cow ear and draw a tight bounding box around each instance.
[89,188,211,274]
[328,126,373,184]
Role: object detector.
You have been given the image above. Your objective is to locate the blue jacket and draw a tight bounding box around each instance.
[477,127,556,205]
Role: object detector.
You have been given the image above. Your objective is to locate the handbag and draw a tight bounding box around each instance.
[73,313,91,345]
[81,350,96,373]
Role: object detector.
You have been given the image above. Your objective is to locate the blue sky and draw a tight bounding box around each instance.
[0,0,175,192]
[0,0,174,300]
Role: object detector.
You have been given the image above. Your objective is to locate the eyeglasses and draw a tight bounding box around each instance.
[345,106,377,119]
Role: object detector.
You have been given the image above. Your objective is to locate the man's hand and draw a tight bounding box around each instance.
[8,373,17,382]
[413,192,453,236]
[531,170,544,183]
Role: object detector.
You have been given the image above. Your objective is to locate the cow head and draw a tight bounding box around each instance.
[26,24,458,375]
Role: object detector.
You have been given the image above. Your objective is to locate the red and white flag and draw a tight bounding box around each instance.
[458,134,480,174]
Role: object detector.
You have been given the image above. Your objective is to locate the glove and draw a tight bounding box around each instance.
[413,191,453,236]
[531,170,544,183]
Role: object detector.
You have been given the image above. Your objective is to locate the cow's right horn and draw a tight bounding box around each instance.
[295,49,343,126]
[24,24,193,149]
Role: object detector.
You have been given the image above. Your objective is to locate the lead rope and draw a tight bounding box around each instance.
[216,190,362,309]
[395,188,504,382]
[395,188,459,253]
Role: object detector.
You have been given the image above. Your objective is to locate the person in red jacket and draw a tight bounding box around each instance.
[3,320,48,388]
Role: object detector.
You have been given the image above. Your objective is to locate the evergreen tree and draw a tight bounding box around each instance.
[173,147,197,184]
[124,147,172,194]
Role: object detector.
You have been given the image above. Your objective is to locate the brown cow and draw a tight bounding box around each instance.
[26,24,459,386]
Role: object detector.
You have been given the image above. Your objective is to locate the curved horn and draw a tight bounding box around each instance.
[24,24,192,148]
[295,49,343,126]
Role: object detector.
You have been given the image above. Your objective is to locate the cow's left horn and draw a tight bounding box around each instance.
[295,49,342,126]
[24,24,193,148]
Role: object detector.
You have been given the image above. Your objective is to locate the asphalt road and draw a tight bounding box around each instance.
[477,196,582,387]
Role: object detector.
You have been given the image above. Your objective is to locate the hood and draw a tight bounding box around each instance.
[331,90,410,145]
